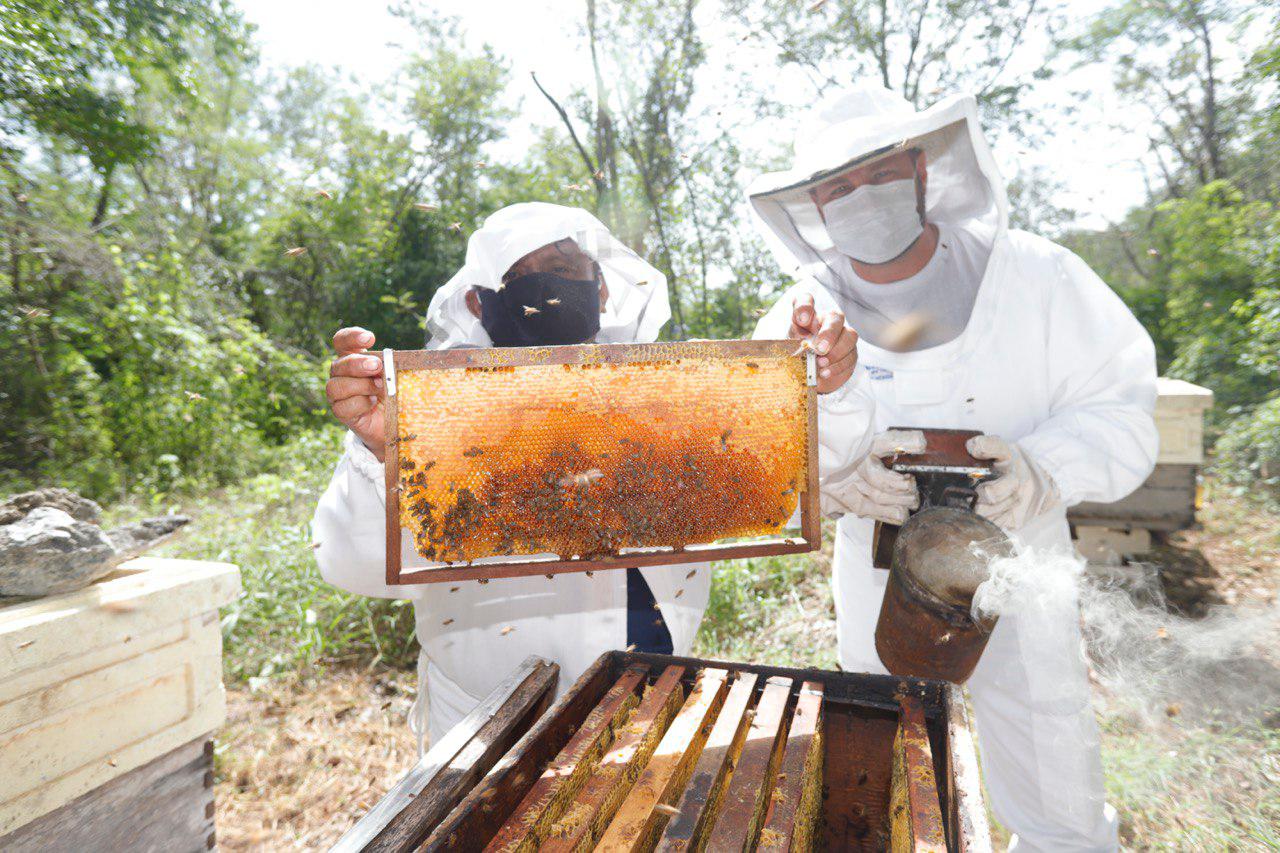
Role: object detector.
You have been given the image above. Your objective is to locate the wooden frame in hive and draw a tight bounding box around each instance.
[382,340,820,584]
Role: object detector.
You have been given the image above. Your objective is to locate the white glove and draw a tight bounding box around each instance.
[966,434,1060,531]
[822,430,924,525]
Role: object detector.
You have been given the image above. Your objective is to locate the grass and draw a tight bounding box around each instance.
[117,426,417,683]
[1102,718,1280,849]
[694,537,838,670]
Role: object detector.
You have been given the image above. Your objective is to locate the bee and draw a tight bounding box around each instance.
[448,222,462,232]
[284,246,307,257]
[685,569,696,580]
[443,618,454,626]
[500,625,514,635]
[414,202,438,212]
[314,189,333,200]
[523,305,540,316]
[546,298,561,306]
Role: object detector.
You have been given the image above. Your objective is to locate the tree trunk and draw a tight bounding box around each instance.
[90,164,115,229]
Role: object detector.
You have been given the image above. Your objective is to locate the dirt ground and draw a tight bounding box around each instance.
[213,491,1279,849]
[215,669,417,849]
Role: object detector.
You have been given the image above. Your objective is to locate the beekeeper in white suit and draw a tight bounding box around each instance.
[752,87,1158,851]
[312,202,865,747]
[311,203,707,746]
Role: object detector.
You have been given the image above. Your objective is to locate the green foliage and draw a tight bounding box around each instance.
[0,226,326,496]
[694,542,837,670]
[0,0,246,172]
[1151,181,1275,426]
[123,427,418,681]
[1214,394,1280,498]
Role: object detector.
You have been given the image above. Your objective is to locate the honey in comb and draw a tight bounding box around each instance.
[394,344,809,564]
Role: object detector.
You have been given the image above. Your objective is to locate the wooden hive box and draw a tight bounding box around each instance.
[335,651,989,852]
[0,557,241,848]
[1070,377,1215,561]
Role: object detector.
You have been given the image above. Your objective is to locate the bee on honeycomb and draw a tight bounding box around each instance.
[395,344,810,564]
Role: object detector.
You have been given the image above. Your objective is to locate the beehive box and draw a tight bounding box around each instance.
[1070,377,1214,541]
[1151,377,1214,466]
[0,557,240,842]
[383,341,819,584]
[337,652,989,852]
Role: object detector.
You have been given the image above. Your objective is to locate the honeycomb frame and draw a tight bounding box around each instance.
[383,340,820,584]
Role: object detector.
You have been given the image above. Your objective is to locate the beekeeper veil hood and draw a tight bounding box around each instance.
[748,84,1008,301]
[425,202,671,349]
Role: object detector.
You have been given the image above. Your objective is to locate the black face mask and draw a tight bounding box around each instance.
[477,271,602,347]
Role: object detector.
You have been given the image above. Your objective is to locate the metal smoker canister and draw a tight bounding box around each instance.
[875,505,1014,683]
[869,427,1011,683]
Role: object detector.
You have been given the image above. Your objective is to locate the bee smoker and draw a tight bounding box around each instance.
[872,428,1015,683]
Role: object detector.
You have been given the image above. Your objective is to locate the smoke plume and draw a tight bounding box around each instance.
[972,545,1280,726]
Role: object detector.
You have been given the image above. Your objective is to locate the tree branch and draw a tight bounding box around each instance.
[530,71,601,186]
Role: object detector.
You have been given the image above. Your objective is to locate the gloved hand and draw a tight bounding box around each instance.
[822,429,925,524]
[966,434,1060,531]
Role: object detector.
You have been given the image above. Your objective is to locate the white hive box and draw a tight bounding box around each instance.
[0,556,240,838]
[1153,377,1214,465]
[1071,377,1214,563]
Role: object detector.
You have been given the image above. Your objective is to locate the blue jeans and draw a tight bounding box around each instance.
[626,567,674,654]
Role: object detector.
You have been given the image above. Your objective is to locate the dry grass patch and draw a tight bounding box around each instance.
[214,668,417,850]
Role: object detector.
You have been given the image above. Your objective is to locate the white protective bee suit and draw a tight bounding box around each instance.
[751,88,1158,851]
[312,203,713,746]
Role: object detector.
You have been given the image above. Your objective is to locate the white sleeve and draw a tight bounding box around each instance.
[1017,248,1159,506]
[311,431,406,599]
[752,279,878,496]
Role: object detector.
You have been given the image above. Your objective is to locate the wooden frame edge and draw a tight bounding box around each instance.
[384,348,402,587]
[328,656,557,853]
[384,340,821,586]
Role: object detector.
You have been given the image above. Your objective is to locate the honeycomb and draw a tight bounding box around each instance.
[393,342,811,564]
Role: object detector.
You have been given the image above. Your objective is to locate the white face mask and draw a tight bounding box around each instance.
[821,177,924,264]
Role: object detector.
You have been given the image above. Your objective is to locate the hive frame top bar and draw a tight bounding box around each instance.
[389,338,807,370]
[381,340,821,585]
